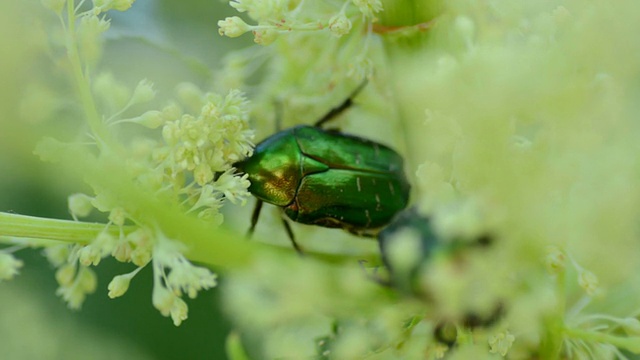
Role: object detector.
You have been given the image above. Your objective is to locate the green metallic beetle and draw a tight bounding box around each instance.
[234,81,411,252]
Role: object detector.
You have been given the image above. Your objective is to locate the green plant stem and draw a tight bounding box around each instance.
[65,0,115,151]
[0,212,123,243]
[0,210,377,267]
[564,327,640,353]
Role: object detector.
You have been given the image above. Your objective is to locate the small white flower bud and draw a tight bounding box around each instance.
[112,0,134,11]
[80,13,111,34]
[194,163,214,186]
[218,17,251,38]
[44,245,70,267]
[78,267,98,293]
[55,264,77,286]
[78,15,110,64]
[329,13,352,37]
[161,103,182,121]
[108,273,133,298]
[109,207,127,226]
[131,79,156,105]
[112,241,132,262]
[0,252,23,281]
[198,208,224,226]
[170,298,188,326]
[95,232,117,255]
[68,193,94,218]
[352,0,383,18]
[253,29,278,45]
[131,247,152,267]
[93,72,130,111]
[134,110,165,128]
[488,331,515,356]
[79,245,101,266]
[56,285,86,310]
[153,284,176,316]
[545,246,566,274]
[578,269,599,296]
[162,120,181,145]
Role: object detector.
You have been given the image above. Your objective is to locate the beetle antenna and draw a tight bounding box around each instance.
[281,217,304,255]
[247,199,263,238]
[314,79,369,128]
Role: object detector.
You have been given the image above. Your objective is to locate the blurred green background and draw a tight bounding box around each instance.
[0,1,251,359]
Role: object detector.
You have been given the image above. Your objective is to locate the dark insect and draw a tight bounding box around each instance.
[377,207,501,347]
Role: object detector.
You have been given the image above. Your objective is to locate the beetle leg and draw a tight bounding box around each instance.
[281,217,304,255]
[247,199,264,238]
[314,79,369,128]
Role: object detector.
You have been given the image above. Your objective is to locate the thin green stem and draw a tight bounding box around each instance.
[538,271,568,359]
[0,212,124,244]
[0,208,378,267]
[64,0,114,151]
[564,327,640,353]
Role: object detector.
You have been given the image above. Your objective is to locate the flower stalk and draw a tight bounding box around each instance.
[0,212,123,244]
[64,0,115,151]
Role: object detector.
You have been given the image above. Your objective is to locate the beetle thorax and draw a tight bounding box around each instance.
[234,130,303,206]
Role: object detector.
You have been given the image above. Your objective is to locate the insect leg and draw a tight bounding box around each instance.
[314,79,369,128]
[281,217,304,255]
[247,199,263,238]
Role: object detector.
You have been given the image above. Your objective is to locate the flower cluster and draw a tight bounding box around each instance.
[162,89,254,185]
[150,235,218,326]
[218,0,382,45]
[49,76,254,319]
[215,0,389,148]
[46,244,98,309]
[0,245,24,281]
[52,82,253,319]
[2,0,254,326]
